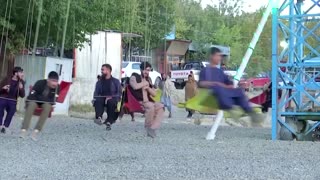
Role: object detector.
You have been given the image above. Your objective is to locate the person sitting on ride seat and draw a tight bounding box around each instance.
[93,64,122,131]
[198,47,264,127]
[128,62,164,138]
[0,67,25,134]
[20,71,60,140]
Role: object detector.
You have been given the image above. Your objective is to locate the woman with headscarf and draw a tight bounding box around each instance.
[185,74,197,118]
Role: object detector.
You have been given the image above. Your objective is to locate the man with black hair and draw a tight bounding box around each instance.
[129,62,164,138]
[20,71,60,140]
[199,47,264,127]
[93,64,122,131]
[0,67,25,133]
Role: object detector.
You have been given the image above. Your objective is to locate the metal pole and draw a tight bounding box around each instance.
[271,0,279,140]
[233,0,274,85]
[296,0,304,107]
[206,110,223,140]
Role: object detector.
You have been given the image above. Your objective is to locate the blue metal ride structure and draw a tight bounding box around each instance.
[271,0,320,140]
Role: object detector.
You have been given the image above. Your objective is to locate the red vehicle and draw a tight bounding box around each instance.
[238,73,270,91]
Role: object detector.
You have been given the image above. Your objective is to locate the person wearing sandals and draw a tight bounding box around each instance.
[93,64,122,131]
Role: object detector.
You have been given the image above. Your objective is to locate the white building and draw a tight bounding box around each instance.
[70,31,122,105]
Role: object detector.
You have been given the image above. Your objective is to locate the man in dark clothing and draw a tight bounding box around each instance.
[0,67,25,133]
[199,47,264,127]
[93,64,122,131]
[20,71,60,140]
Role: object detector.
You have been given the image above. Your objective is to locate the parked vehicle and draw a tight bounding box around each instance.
[121,62,162,88]
[171,61,209,89]
[171,62,250,89]
[235,74,251,91]
[239,77,270,91]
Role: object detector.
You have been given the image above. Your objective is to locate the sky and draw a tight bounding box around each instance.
[199,0,319,13]
[200,0,269,12]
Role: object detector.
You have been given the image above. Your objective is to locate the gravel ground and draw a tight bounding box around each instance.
[1,113,320,180]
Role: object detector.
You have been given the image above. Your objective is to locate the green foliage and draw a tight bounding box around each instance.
[174,0,273,76]
[2,0,309,77]
[0,0,175,55]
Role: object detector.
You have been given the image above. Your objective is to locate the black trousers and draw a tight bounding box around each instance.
[94,98,118,124]
[262,100,271,113]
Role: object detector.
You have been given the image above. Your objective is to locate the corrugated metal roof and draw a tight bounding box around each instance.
[188,42,230,56]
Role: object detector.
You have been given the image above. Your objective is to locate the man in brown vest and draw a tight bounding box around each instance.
[128,62,164,138]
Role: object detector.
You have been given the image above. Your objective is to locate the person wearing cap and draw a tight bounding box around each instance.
[128,62,164,138]
[199,47,264,127]
[20,71,60,140]
[0,67,25,133]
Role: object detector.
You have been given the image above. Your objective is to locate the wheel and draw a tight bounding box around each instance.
[279,126,294,140]
[174,83,183,89]
[279,117,298,140]
[154,77,161,89]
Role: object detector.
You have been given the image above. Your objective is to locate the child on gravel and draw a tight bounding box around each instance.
[198,47,264,127]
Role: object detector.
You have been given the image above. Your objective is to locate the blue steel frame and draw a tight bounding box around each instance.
[272,0,320,140]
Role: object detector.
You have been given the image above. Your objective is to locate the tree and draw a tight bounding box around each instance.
[0,0,176,55]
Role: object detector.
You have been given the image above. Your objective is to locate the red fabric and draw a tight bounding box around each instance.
[125,87,144,113]
[249,92,267,105]
[249,91,284,106]
[56,81,72,103]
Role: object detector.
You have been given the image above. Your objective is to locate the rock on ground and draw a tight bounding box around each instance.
[0,114,319,180]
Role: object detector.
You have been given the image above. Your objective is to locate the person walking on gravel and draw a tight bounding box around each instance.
[185,74,197,118]
[93,64,122,131]
[159,73,175,118]
[0,67,25,134]
[20,71,60,140]
[129,62,164,138]
[199,47,264,127]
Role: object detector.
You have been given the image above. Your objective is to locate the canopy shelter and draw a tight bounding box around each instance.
[155,39,192,74]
